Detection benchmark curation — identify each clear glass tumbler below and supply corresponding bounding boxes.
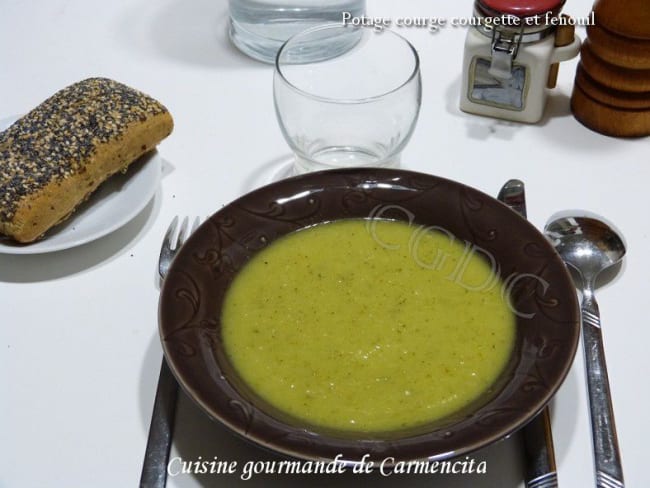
[229,0,366,64]
[274,25,422,174]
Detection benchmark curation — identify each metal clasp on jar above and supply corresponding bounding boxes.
[489,17,524,79]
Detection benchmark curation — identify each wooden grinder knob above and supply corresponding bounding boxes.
[548,15,576,88]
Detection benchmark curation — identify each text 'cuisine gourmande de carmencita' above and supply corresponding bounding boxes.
[167,455,488,479]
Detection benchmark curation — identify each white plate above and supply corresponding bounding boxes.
[0,115,162,254]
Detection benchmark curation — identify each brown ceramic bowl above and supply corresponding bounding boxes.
[159,168,580,463]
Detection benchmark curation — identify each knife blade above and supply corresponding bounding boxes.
[497,179,527,219]
[497,179,559,488]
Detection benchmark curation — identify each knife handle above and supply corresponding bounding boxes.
[523,409,558,488]
[497,179,558,488]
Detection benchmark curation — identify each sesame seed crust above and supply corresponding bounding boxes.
[0,77,173,242]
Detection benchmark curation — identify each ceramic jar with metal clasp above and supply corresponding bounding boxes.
[460,0,581,123]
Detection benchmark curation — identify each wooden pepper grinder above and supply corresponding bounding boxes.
[571,0,650,137]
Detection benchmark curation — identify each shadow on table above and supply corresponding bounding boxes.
[550,363,583,476]
[0,191,161,283]
[240,153,296,194]
[442,73,635,158]
[444,75,523,143]
[114,0,258,69]
[535,90,634,154]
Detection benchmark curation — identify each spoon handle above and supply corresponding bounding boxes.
[581,296,625,488]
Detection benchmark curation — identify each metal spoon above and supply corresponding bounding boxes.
[544,215,625,488]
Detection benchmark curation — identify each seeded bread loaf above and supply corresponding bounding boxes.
[0,77,173,243]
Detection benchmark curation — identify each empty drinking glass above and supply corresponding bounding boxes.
[274,24,422,174]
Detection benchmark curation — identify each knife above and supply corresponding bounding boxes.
[497,179,559,488]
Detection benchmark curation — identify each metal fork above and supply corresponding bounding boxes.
[140,216,200,488]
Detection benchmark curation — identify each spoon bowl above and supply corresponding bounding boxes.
[544,212,626,488]
[545,215,626,286]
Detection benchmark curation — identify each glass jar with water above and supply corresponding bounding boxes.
[229,0,366,63]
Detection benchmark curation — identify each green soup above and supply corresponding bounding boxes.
[221,219,515,433]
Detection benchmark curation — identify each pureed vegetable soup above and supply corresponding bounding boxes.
[221,219,516,433]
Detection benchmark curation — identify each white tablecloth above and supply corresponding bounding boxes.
[1,0,648,486]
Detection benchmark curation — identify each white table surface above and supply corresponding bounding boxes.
[1,0,648,487]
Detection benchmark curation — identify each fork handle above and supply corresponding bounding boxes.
[581,296,625,488]
[139,358,179,488]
